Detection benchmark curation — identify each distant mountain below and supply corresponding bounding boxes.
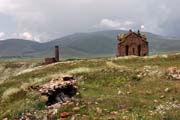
[0,39,42,57]
[0,30,180,58]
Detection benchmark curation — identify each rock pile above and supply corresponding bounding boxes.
[155,101,180,114]
[137,65,162,78]
[166,67,180,80]
[39,75,78,106]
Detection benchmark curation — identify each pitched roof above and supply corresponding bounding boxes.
[117,30,147,43]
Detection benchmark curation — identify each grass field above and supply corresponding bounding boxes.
[0,53,180,120]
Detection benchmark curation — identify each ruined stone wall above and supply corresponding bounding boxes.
[44,58,57,65]
[117,34,148,56]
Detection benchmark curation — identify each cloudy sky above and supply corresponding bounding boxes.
[0,0,179,42]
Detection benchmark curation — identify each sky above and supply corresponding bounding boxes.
[0,0,179,42]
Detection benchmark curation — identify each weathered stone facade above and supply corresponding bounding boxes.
[117,30,149,57]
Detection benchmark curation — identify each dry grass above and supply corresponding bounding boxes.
[0,53,180,119]
[2,88,21,99]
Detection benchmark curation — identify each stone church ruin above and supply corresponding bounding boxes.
[117,30,149,57]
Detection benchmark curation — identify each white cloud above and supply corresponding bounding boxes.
[19,32,33,40]
[124,21,134,26]
[99,19,121,28]
[0,32,5,39]
[97,18,134,30]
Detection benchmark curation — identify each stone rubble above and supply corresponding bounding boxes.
[137,65,162,78]
[38,75,78,107]
[166,67,180,80]
[154,101,180,114]
[39,75,77,95]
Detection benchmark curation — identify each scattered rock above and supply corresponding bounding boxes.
[118,90,124,95]
[52,109,58,115]
[97,98,103,102]
[126,91,132,95]
[87,102,92,105]
[76,92,80,96]
[82,114,87,119]
[60,112,69,118]
[107,118,116,120]
[166,67,180,80]
[160,95,165,99]
[122,116,129,120]
[155,101,180,114]
[136,74,142,79]
[164,88,171,93]
[48,103,62,109]
[70,116,76,120]
[96,107,102,114]
[68,102,74,106]
[94,102,99,105]
[145,91,152,95]
[121,108,129,113]
[154,99,159,103]
[73,107,80,112]
[110,111,118,115]
[103,109,109,113]
[137,65,162,78]
[82,88,86,91]
[26,112,32,117]
[2,118,8,120]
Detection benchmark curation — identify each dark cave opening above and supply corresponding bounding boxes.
[46,85,77,106]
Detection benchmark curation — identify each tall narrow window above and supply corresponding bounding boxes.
[125,45,129,56]
[138,45,141,56]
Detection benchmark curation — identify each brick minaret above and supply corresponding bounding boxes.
[55,46,59,62]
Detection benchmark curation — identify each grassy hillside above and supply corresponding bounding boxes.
[0,53,180,119]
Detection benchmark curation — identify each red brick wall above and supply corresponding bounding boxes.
[117,34,149,56]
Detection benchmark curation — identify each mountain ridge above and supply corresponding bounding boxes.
[0,30,180,58]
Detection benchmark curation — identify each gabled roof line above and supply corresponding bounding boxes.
[118,30,148,43]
